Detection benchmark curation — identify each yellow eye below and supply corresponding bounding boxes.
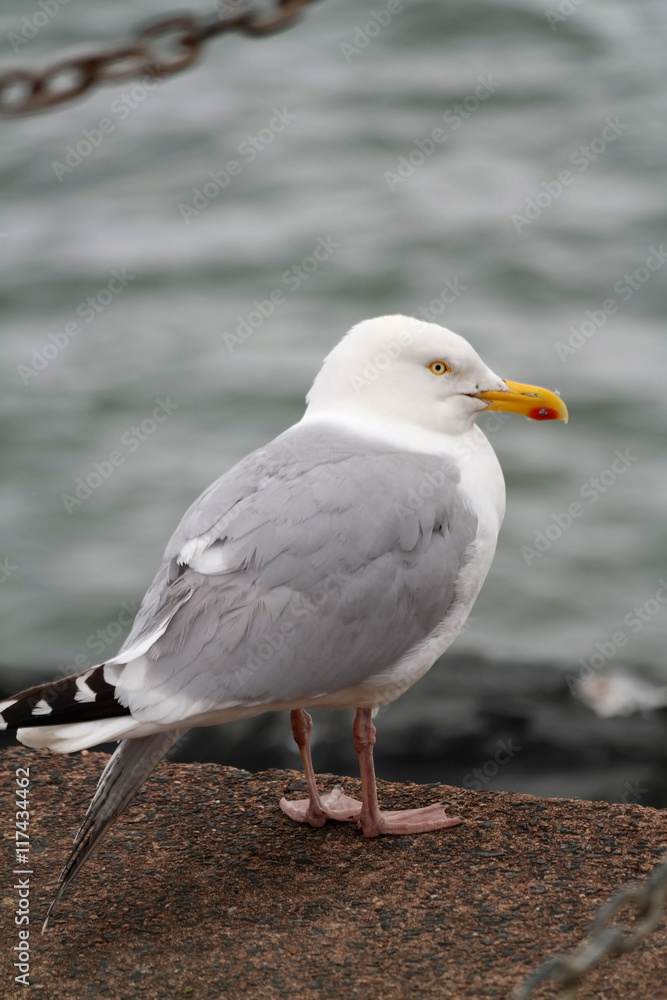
[428,360,451,375]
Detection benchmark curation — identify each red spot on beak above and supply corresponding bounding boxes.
[529,406,560,421]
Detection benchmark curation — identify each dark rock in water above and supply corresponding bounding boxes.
[2,654,666,807]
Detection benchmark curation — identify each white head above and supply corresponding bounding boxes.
[305,315,568,438]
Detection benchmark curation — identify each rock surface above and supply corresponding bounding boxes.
[1,746,666,999]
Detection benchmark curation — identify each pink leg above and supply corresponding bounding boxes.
[279,709,362,827]
[353,708,463,838]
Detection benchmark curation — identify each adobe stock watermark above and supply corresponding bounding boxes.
[226,569,350,697]
[57,599,140,670]
[555,246,667,362]
[7,0,70,54]
[454,410,514,461]
[565,580,667,696]
[546,0,587,31]
[9,600,143,733]
[521,448,639,566]
[51,69,167,181]
[458,614,478,637]
[213,0,246,17]
[621,780,649,805]
[413,275,469,324]
[0,557,17,584]
[100,729,190,829]
[223,236,340,352]
[349,320,427,392]
[462,738,521,790]
[179,108,297,222]
[62,398,179,513]
[339,0,417,62]
[12,766,32,986]
[17,268,136,385]
[384,74,501,191]
[511,116,628,233]
[393,466,455,521]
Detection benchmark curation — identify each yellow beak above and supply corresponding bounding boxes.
[475,380,569,423]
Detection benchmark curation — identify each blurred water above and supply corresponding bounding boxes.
[1,0,666,694]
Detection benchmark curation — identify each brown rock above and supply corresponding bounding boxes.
[1,747,666,999]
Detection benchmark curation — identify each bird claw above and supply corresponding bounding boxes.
[280,787,462,838]
[358,801,463,838]
[279,784,363,827]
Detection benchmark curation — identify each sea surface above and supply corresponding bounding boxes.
[1,0,666,784]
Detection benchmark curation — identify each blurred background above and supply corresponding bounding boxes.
[1,0,666,805]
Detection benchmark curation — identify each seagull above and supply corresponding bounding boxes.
[0,315,568,926]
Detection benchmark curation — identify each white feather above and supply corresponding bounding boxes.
[178,533,217,566]
[0,698,17,729]
[106,618,173,666]
[187,541,232,575]
[31,699,53,716]
[17,717,152,753]
[74,674,96,703]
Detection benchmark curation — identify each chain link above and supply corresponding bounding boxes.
[0,0,320,116]
[516,854,667,999]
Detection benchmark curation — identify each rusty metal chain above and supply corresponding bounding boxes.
[0,0,320,117]
[516,853,667,999]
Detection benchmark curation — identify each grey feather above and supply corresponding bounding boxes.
[113,424,478,725]
[42,728,186,929]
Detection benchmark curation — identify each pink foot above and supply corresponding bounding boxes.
[359,801,463,838]
[279,785,363,828]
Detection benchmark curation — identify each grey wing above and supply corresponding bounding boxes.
[112,424,478,725]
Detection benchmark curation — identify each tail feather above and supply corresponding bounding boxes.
[43,727,187,930]
[0,663,131,731]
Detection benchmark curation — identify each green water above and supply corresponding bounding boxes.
[1,0,666,693]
